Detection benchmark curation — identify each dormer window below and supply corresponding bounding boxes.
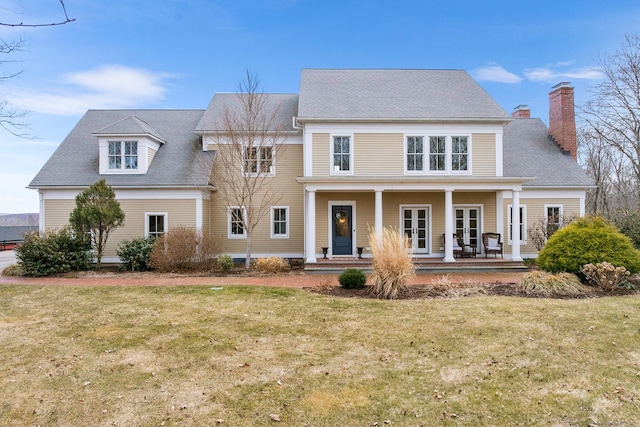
[108,140,138,170]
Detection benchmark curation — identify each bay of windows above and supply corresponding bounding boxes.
[405,135,469,174]
[108,140,138,170]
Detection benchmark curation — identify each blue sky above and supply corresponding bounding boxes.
[1,0,639,213]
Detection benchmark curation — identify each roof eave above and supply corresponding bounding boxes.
[294,116,512,125]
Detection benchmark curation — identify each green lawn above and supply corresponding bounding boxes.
[0,285,638,426]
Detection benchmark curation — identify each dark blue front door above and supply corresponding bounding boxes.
[332,205,352,256]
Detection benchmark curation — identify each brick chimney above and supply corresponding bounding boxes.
[512,104,531,118]
[548,82,577,160]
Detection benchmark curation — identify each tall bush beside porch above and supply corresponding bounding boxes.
[368,227,415,299]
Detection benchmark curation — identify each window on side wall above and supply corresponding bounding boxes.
[429,136,446,172]
[508,205,526,244]
[243,146,274,175]
[332,136,351,173]
[451,136,468,171]
[108,140,138,170]
[146,213,167,239]
[271,206,289,239]
[545,205,563,237]
[229,206,246,239]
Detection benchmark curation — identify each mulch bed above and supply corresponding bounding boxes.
[306,282,638,300]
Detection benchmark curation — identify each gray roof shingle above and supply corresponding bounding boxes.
[196,93,299,132]
[297,69,510,120]
[29,109,213,188]
[93,115,166,143]
[503,118,592,187]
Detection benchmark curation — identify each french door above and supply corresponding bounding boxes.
[402,206,429,254]
[455,207,480,250]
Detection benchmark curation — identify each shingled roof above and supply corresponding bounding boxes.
[196,93,299,132]
[297,69,510,120]
[29,109,212,188]
[503,118,592,187]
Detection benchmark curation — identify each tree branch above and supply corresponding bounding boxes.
[0,1,76,27]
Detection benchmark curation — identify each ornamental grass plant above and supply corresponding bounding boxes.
[368,227,415,299]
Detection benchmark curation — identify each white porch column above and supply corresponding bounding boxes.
[511,189,523,261]
[375,190,383,240]
[443,189,455,262]
[305,190,317,263]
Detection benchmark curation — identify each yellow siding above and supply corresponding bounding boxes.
[148,147,157,165]
[44,200,76,229]
[354,133,403,176]
[312,133,330,177]
[209,144,304,256]
[503,197,582,254]
[472,133,496,176]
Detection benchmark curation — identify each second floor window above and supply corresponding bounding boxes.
[429,136,446,171]
[332,136,351,173]
[406,136,424,172]
[108,140,138,170]
[451,136,468,171]
[244,146,273,175]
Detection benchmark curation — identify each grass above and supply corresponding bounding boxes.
[0,285,638,426]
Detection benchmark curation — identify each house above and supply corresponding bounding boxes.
[29,69,592,264]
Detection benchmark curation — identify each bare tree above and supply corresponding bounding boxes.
[0,1,75,27]
[580,35,640,199]
[209,71,288,269]
[0,37,28,136]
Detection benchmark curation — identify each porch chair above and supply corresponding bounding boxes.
[482,232,503,258]
[443,233,466,258]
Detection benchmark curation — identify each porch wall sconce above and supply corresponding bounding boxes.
[322,247,329,259]
[357,247,364,259]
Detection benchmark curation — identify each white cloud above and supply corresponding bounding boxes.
[6,65,175,116]
[524,65,604,83]
[471,65,522,84]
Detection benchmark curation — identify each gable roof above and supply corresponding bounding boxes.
[93,115,166,144]
[29,109,213,189]
[297,69,510,121]
[503,118,592,187]
[195,93,299,132]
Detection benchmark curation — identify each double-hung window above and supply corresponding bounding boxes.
[244,146,273,175]
[406,136,424,172]
[545,205,563,237]
[508,205,526,244]
[271,206,289,239]
[229,206,246,238]
[451,136,468,171]
[332,136,351,173]
[108,140,138,170]
[146,213,167,239]
[429,136,446,172]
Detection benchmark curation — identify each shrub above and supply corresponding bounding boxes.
[116,236,155,271]
[217,254,234,273]
[15,227,92,277]
[582,262,631,291]
[149,226,221,272]
[2,264,23,277]
[255,256,289,273]
[369,227,416,299]
[537,216,640,274]
[338,268,367,289]
[519,271,585,297]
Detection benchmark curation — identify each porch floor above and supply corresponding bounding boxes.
[305,256,527,274]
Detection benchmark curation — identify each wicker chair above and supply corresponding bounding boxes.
[443,233,466,258]
[482,232,503,258]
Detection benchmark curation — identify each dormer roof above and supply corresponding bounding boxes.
[93,115,167,144]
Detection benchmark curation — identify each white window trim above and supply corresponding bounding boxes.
[270,206,289,239]
[507,204,527,244]
[145,212,168,238]
[406,134,472,175]
[330,134,354,175]
[242,145,276,177]
[98,137,161,175]
[228,206,247,239]
[544,204,564,227]
[404,135,425,174]
[108,140,139,171]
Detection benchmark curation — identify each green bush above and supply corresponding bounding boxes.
[537,216,640,274]
[15,227,92,277]
[218,254,234,273]
[117,236,155,271]
[338,268,367,289]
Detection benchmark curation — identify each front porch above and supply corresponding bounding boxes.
[304,255,528,274]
